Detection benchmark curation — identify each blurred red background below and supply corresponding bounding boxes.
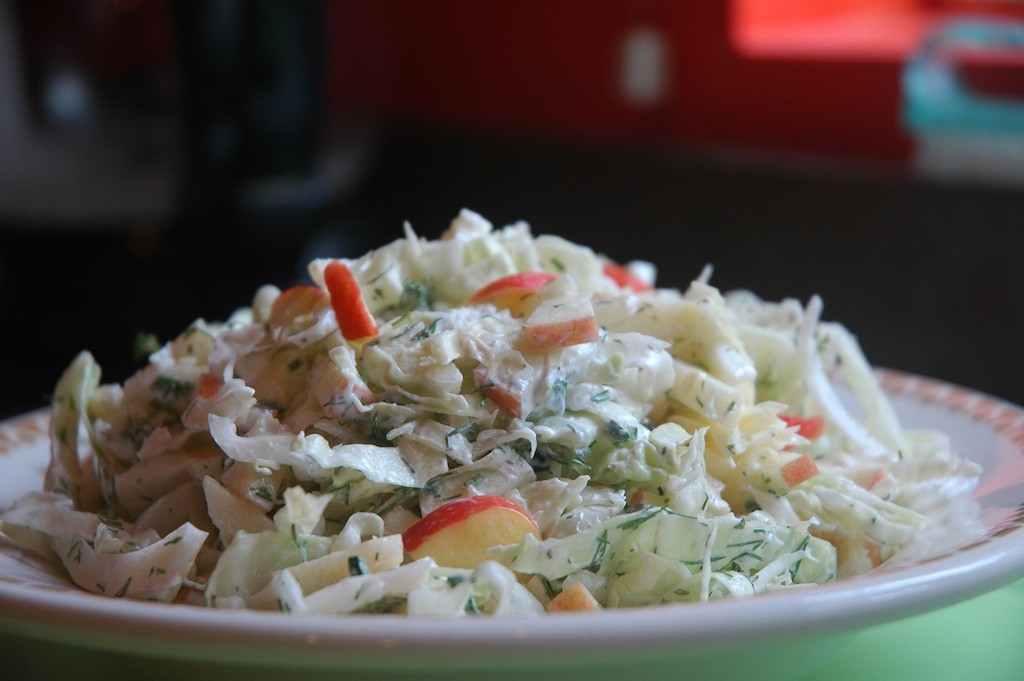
[327,0,1024,162]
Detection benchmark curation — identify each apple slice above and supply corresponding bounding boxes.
[323,261,379,341]
[521,295,600,350]
[404,495,541,569]
[602,261,653,292]
[546,581,602,612]
[466,272,556,317]
[864,540,885,568]
[780,454,820,488]
[473,367,523,418]
[779,413,825,440]
[268,284,327,327]
[196,372,223,399]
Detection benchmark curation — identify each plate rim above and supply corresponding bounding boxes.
[1,369,1023,667]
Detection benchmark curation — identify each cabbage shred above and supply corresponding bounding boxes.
[0,210,981,615]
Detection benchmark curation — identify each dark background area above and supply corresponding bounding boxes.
[2,0,1023,421]
[2,122,1023,421]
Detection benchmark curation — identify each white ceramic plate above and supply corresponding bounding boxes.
[1,369,1023,681]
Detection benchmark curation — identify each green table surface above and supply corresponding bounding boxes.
[803,578,1024,681]
[3,579,1022,680]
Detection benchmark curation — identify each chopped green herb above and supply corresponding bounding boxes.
[291,524,308,562]
[617,508,661,530]
[605,420,637,445]
[789,535,811,580]
[66,539,82,564]
[152,375,195,399]
[115,577,132,598]
[389,323,416,341]
[98,514,124,529]
[539,443,591,473]
[256,399,287,412]
[348,555,369,576]
[361,596,407,614]
[411,318,442,341]
[399,279,432,312]
[586,529,611,569]
[367,267,391,285]
[540,577,561,600]
[372,487,418,516]
[445,422,473,449]
[133,332,160,362]
[253,486,275,503]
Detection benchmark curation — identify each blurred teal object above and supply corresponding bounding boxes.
[902,19,1024,183]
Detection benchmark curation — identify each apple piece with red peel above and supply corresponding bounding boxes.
[780,454,820,488]
[480,383,523,418]
[473,367,523,417]
[865,468,887,490]
[404,495,541,569]
[779,413,825,440]
[196,373,223,399]
[323,261,379,341]
[864,540,885,567]
[521,295,600,350]
[466,272,556,316]
[268,284,327,327]
[602,261,653,292]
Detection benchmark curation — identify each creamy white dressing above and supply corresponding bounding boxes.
[0,210,982,615]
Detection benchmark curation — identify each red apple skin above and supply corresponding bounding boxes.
[779,414,825,440]
[481,384,523,418]
[522,316,600,349]
[197,373,223,399]
[268,285,327,327]
[473,367,523,417]
[403,496,541,568]
[466,272,556,317]
[602,262,652,292]
[467,272,556,303]
[780,454,820,488]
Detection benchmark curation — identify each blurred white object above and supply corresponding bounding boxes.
[620,26,669,107]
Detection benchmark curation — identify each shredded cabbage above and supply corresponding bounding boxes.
[0,210,982,616]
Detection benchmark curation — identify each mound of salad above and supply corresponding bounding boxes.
[1,210,981,616]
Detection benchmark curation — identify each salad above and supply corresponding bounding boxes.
[0,210,981,616]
